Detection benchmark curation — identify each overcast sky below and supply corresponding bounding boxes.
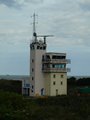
[0,0,90,76]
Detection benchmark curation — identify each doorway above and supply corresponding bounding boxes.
[41,88,44,96]
[56,89,58,96]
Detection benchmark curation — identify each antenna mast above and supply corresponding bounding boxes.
[37,35,54,44]
[32,13,37,41]
[33,13,36,35]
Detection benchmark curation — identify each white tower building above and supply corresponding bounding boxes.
[30,13,47,96]
[22,13,70,96]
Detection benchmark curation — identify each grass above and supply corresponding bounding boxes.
[0,90,90,120]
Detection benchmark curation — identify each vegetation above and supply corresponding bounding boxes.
[0,79,22,94]
[0,77,90,119]
[0,90,90,120]
[67,77,90,95]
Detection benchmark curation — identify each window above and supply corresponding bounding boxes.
[53,74,56,78]
[30,45,34,50]
[43,46,46,50]
[61,74,64,78]
[56,89,58,96]
[61,81,63,85]
[32,85,34,89]
[52,55,65,59]
[52,64,55,68]
[31,90,33,92]
[32,68,34,72]
[32,77,34,80]
[37,46,40,49]
[53,81,56,85]
[32,59,34,63]
[40,47,42,49]
[31,45,34,50]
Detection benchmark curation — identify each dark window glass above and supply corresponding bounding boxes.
[52,64,55,68]
[61,81,63,85]
[61,74,64,78]
[53,81,56,85]
[53,74,56,78]
[37,46,40,49]
[52,55,65,59]
[40,47,42,49]
[43,46,46,50]
[32,77,34,80]
[32,59,34,63]
[32,68,34,72]
[32,85,34,89]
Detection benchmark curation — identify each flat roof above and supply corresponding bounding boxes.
[45,52,66,56]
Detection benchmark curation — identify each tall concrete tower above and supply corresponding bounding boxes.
[30,13,46,96]
[26,13,71,97]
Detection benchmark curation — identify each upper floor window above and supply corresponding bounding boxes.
[61,81,63,85]
[32,85,34,89]
[31,45,34,50]
[37,46,40,49]
[53,81,56,85]
[32,59,34,63]
[53,74,56,78]
[32,68,34,72]
[32,77,34,80]
[61,74,64,78]
[52,55,65,59]
[43,46,46,50]
[52,64,55,68]
[40,47,42,50]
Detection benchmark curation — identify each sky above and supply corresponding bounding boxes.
[0,0,90,76]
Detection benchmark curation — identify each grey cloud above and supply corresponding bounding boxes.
[77,0,90,11]
[0,0,21,8]
[26,0,44,4]
[0,0,43,8]
[79,3,90,11]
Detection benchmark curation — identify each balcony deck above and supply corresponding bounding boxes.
[42,68,70,73]
[42,59,71,64]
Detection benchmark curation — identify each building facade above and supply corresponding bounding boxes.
[22,14,70,96]
[30,38,47,96]
[29,35,70,96]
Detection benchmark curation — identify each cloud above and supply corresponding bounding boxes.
[0,0,21,8]
[37,0,90,47]
[0,0,43,8]
[77,0,90,11]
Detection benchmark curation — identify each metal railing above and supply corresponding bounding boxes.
[42,59,71,64]
[42,68,71,73]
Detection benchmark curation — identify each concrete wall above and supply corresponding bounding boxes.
[30,43,46,96]
[45,73,67,96]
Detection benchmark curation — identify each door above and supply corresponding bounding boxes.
[41,88,44,96]
[56,89,58,96]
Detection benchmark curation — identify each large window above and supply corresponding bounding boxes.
[52,64,65,69]
[52,55,65,59]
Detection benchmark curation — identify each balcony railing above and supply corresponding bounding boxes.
[42,59,71,64]
[42,68,71,73]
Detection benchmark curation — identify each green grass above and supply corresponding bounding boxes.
[0,90,90,120]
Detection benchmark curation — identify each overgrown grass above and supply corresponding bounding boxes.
[0,90,90,120]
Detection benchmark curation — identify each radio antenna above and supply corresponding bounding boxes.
[37,35,54,44]
[32,13,38,42]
